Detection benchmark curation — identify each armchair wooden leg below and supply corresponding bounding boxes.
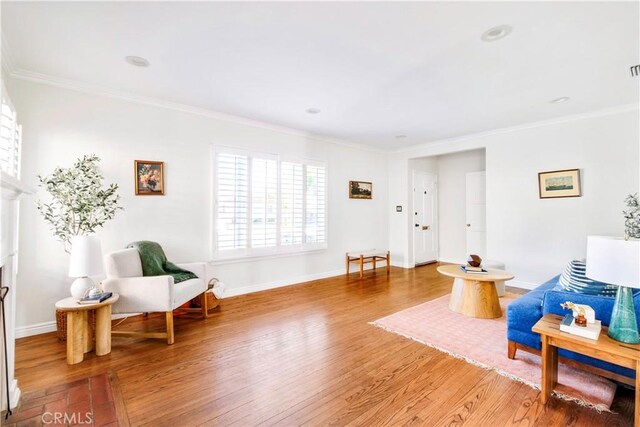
[201,291,209,318]
[166,312,175,345]
[508,340,517,359]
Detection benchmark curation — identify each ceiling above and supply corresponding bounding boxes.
[2,1,639,150]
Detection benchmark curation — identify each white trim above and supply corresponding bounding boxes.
[507,279,538,290]
[394,103,639,154]
[223,268,344,298]
[7,379,20,410]
[7,68,384,154]
[390,261,411,269]
[437,257,468,265]
[1,32,16,77]
[15,313,135,338]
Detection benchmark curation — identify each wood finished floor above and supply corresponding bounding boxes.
[15,264,634,426]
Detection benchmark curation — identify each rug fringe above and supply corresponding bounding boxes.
[369,321,610,413]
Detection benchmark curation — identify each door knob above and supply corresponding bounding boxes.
[422,225,430,230]
[415,224,420,227]
[466,224,471,227]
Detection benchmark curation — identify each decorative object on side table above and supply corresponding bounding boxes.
[538,169,581,199]
[349,181,372,199]
[135,160,165,195]
[559,301,601,340]
[586,235,640,344]
[68,235,104,298]
[467,254,482,267]
[623,193,640,239]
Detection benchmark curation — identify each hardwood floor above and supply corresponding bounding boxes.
[14,264,634,426]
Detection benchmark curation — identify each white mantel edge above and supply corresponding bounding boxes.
[1,172,35,199]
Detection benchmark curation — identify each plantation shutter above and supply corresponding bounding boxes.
[215,153,249,250]
[0,95,21,178]
[305,165,326,244]
[280,162,304,245]
[251,157,278,248]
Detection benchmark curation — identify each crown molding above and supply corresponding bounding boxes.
[8,68,385,154]
[1,32,16,77]
[393,102,640,154]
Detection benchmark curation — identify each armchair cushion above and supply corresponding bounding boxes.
[104,248,143,278]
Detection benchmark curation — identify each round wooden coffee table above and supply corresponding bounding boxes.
[55,294,119,364]
[437,265,514,319]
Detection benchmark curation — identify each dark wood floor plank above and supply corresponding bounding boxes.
[14,264,633,426]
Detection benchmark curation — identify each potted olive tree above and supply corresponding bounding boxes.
[37,155,123,297]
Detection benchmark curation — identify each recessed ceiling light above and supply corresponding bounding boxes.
[550,96,570,104]
[481,25,513,42]
[395,135,407,139]
[306,108,321,114]
[125,56,150,67]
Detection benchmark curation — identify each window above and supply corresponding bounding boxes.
[213,149,327,259]
[0,87,21,178]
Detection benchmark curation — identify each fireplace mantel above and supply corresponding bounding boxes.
[1,171,33,413]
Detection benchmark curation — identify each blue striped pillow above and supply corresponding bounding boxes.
[555,260,617,296]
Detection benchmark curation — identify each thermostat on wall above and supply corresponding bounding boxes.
[396,206,402,212]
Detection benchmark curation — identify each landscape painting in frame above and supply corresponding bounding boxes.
[349,180,372,199]
[538,169,581,199]
[135,160,165,195]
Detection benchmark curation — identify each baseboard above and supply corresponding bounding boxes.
[223,269,345,298]
[390,261,411,269]
[15,313,137,339]
[437,257,467,265]
[507,280,538,290]
[1,379,20,411]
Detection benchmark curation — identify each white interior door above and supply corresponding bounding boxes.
[466,171,486,258]
[413,172,438,265]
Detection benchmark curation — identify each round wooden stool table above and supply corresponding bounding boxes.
[55,294,119,364]
[437,265,514,319]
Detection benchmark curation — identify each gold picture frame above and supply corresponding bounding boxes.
[349,180,372,199]
[538,169,581,199]
[135,160,165,195]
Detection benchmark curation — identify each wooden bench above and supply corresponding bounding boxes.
[346,250,390,278]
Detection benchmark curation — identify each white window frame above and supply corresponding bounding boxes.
[211,146,328,262]
[0,80,22,179]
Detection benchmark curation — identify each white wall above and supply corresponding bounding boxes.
[7,78,389,333]
[436,149,485,263]
[389,106,639,288]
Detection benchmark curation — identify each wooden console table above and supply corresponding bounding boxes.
[55,294,119,365]
[346,250,390,278]
[533,314,640,426]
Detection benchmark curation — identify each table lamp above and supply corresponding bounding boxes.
[586,236,640,344]
[69,235,104,298]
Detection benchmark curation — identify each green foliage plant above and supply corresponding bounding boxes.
[37,155,123,253]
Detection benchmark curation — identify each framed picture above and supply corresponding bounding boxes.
[349,180,372,199]
[538,169,581,199]
[135,160,165,195]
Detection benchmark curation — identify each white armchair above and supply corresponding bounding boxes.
[102,248,208,344]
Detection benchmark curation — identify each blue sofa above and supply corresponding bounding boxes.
[506,275,640,383]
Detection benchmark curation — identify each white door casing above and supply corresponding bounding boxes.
[465,171,487,259]
[413,172,438,265]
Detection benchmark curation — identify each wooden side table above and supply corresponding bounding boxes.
[55,294,119,365]
[437,264,514,319]
[533,314,640,426]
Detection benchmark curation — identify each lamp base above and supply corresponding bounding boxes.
[608,286,640,344]
[70,277,95,299]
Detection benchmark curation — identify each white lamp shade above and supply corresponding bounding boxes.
[68,235,104,277]
[586,236,640,288]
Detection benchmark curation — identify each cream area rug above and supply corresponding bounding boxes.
[370,293,616,412]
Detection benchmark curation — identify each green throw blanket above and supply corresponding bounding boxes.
[127,241,197,284]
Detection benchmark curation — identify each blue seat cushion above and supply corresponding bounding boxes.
[506,276,560,350]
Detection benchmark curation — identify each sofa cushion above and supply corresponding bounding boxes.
[555,259,617,296]
[506,276,560,350]
[104,248,143,278]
